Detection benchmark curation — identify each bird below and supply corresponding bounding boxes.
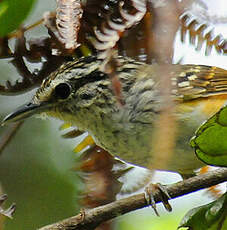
[3,55,227,178]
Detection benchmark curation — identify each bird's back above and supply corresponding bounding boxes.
[89,62,227,176]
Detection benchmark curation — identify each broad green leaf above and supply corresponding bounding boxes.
[179,193,227,230]
[190,106,227,166]
[0,0,37,36]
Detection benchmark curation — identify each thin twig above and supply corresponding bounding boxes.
[8,19,44,39]
[150,0,180,170]
[38,168,227,230]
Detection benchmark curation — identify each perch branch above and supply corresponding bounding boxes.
[38,167,227,230]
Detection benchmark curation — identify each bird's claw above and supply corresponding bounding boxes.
[0,194,16,219]
[144,183,172,216]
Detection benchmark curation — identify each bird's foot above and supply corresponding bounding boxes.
[0,194,16,219]
[144,183,172,216]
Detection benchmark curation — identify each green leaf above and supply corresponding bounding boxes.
[179,193,227,230]
[0,0,37,36]
[190,106,227,166]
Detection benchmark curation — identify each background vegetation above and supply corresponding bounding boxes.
[0,0,226,229]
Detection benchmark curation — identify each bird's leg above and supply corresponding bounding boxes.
[144,183,172,216]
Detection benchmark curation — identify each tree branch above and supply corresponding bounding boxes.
[38,167,227,230]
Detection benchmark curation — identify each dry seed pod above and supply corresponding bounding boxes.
[92,0,147,59]
[56,0,83,50]
[180,11,227,55]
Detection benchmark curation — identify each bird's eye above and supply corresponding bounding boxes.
[54,83,71,99]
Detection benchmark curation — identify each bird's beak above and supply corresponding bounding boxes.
[1,102,51,126]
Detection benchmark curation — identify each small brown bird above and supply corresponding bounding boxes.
[3,55,227,178]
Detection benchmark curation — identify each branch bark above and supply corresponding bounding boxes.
[38,167,227,230]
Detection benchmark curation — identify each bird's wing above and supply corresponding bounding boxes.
[172,64,227,101]
[171,64,227,118]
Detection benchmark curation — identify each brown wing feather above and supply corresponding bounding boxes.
[171,65,227,101]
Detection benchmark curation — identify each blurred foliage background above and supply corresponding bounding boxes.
[0,1,81,229]
[0,0,225,229]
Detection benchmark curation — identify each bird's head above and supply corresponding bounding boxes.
[1,56,112,126]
